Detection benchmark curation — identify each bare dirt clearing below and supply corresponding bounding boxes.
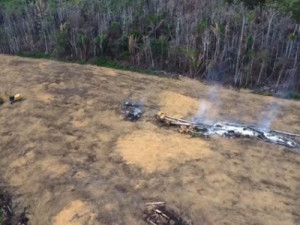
[0,55,299,225]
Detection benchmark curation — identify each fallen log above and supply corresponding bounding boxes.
[155,112,300,149]
[272,130,300,138]
[145,202,166,206]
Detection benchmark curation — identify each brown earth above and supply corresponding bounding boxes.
[0,54,299,225]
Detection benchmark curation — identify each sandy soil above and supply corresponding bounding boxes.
[0,54,299,225]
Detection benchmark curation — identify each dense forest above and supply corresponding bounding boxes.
[0,0,300,94]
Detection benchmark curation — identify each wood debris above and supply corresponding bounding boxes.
[122,101,142,121]
[144,203,192,225]
[0,192,29,225]
[155,112,300,149]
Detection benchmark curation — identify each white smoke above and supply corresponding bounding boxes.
[194,85,220,124]
[194,100,210,124]
[257,102,281,130]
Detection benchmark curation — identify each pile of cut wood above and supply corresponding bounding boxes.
[155,112,300,149]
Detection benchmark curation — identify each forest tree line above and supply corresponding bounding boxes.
[0,0,300,93]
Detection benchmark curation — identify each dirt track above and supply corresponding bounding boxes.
[0,54,299,225]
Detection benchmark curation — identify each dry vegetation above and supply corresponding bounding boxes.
[0,54,300,225]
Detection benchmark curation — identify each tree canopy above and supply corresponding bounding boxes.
[0,0,299,92]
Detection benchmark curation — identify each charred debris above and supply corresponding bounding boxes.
[122,101,143,121]
[121,100,300,149]
[144,202,192,225]
[0,192,28,225]
[155,112,300,149]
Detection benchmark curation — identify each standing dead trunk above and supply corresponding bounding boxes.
[265,10,276,45]
[257,60,265,85]
[275,63,286,89]
[234,9,245,86]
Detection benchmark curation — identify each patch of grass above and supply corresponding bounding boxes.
[0,210,2,225]
[18,51,51,59]
[0,0,24,10]
[284,91,300,100]
[93,57,161,76]
[94,57,129,70]
[253,90,273,97]
[76,59,86,65]
[16,52,166,78]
